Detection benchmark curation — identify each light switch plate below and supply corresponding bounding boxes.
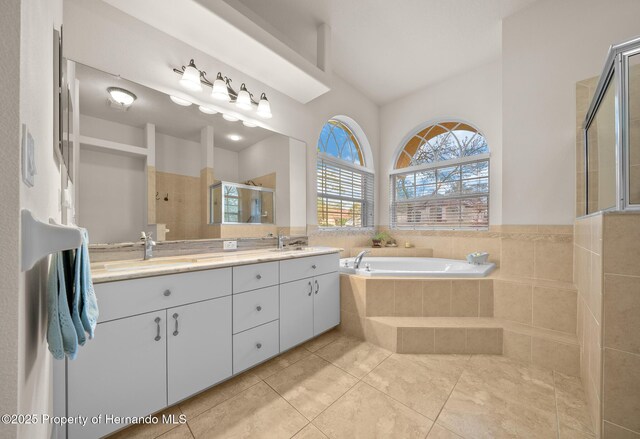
[21,124,36,187]
[223,240,238,251]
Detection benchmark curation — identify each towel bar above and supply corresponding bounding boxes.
[21,209,83,271]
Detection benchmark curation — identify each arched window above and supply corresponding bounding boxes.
[317,119,374,228]
[390,121,489,229]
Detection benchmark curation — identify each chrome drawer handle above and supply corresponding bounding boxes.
[312,264,317,269]
[256,343,262,349]
[308,281,312,296]
[163,289,171,297]
[256,274,262,280]
[172,313,179,336]
[315,280,319,295]
[256,305,262,312]
[154,317,161,341]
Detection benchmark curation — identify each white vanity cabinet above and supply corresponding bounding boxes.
[67,310,167,439]
[279,255,340,351]
[167,296,232,405]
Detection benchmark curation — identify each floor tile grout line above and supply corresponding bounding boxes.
[185,379,264,425]
[429,354,474,435]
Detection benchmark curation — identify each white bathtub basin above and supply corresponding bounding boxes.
[339,257,495,278]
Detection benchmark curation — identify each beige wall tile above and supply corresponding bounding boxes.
[466,328,502,354]
[603,421,640,438]
[503,330,532,363]
[365,280,394,317]
[603,348,640,433]
[479,280,494,317]
[451,280,480,317]
[340,275,366,317]
[434,328,466,354]
[494,280,533,325]
[501,238,534,278]
[532,286,577,334]
[394,280,423,317]
[535,241,574,282]
[399,328,435,354]
[451,237,501,265]
[603,214,640,276]
[532,337,580,376]
[604,274,640,354]
[423,280,452,317]
[338,310,365,339]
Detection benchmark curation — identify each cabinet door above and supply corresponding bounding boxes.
[167,296,232,405]
[68,311,167,439]
[280,278,314,351]
[313,272,340,335]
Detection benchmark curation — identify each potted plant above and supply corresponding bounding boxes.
[372,232,391,248]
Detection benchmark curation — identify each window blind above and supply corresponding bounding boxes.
[390,159,489,229]
[317,156,374,228]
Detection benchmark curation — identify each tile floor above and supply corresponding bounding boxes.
[111,330,595,439]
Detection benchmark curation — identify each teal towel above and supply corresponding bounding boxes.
[47,252,79,360]
[77,229,99,338]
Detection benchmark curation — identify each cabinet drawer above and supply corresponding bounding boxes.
[233,286,279,334]
[280,253,339,283]
[233,320,279,374]
[95,268,232,322]
[233,261,279,294]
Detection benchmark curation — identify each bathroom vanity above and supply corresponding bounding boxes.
[65,248,340,439]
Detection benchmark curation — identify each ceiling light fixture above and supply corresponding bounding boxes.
[169,95,192,106]
[198,106,218,115]
[242,120,257,128]
[228,134,241,141]
[178,59,203,92]
[107,87,137,108]
[222,113,239,122]
[172,59,273,118]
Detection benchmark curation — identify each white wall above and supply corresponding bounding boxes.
[155,132,200,177]
[79,148,147,243]
[64,0,380,227]
[80,113,144,146]
[502,0,640,224]
[379,60,502,225]
[213,147,239,182]
[17,0,64,437]
[0,1,21,437]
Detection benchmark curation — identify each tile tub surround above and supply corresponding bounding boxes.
[110,332,595,439]
[90,246,337,283]
[339,273,581,376]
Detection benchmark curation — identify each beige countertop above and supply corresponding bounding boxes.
[91,247,341,284]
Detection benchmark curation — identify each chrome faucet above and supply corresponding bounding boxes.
[354,250,370,269]
[277,233,288,250]
[140,231,156,260]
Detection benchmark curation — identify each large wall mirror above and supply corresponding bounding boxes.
[73,62,307,244]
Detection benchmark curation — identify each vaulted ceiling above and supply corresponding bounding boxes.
[231,0,539,104]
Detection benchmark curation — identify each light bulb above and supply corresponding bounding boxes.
[198,106,218,115]
[257,93,272,119]
[236,83,252,110]
[242,120,257,128]
[169,95,192,106]
[179,60,202,92]
[212,73,230,101]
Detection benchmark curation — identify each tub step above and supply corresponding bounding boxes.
[359,316,580,376]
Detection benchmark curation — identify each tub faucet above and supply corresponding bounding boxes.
[354,250,370,269]
[140,231,156,260]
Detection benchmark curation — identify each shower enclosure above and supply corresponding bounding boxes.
[584,36,640,214]
[210,181,275,225]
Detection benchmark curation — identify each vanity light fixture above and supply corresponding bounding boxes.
[178,59,203,92]
[222,113,239,122]
[228,134,241,141]
[242,120,257,128]
[198,105,218,115]
[107,87,136,107]
[256,93,272,119]
[172,59,273,118]
[169,95,192,106]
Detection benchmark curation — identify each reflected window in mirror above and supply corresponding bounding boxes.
[317,119,374,228]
